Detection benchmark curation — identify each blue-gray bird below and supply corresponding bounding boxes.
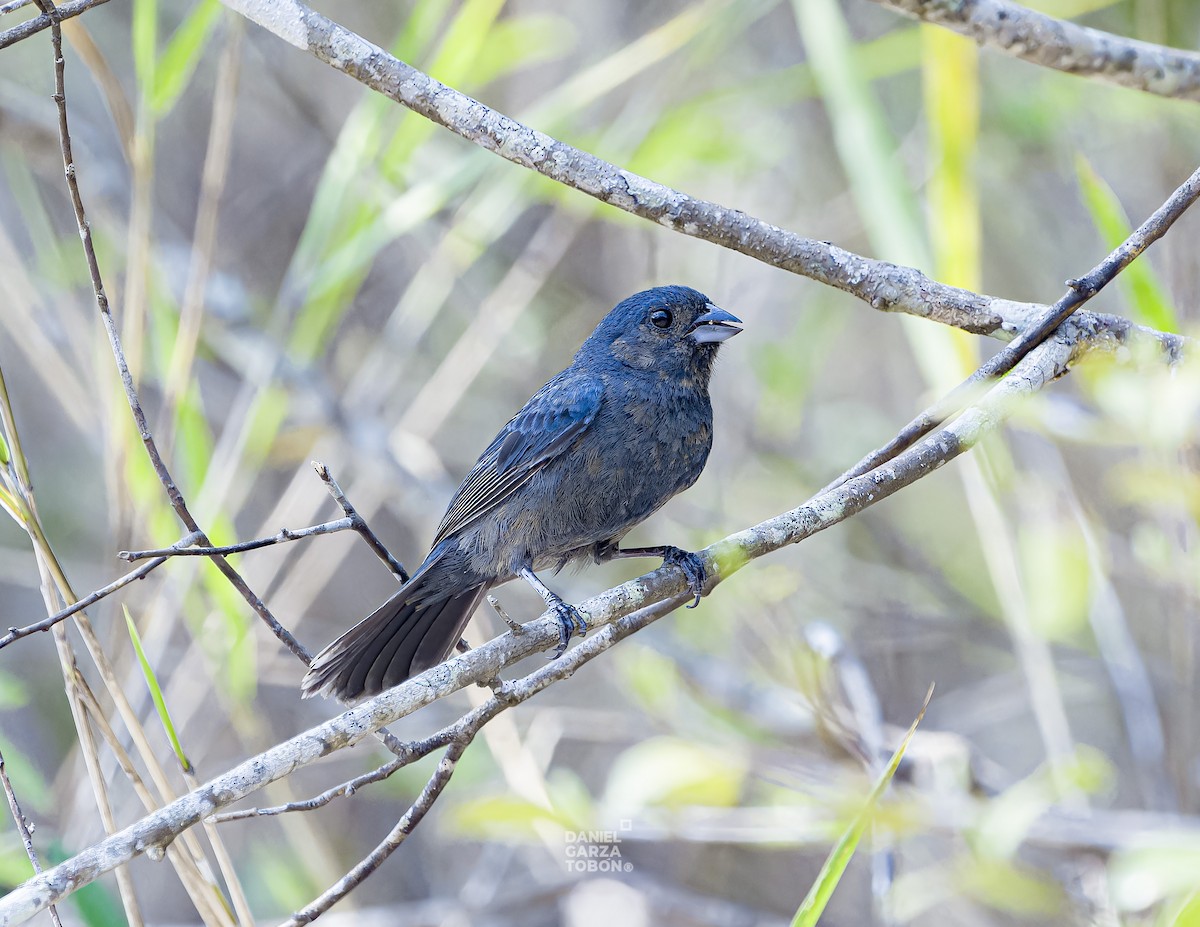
[301,286,741,700]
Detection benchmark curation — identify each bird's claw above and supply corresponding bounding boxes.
[549,599,588,660]
[662,547,706,608]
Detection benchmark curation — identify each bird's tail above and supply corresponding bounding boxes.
[301,568,486,701]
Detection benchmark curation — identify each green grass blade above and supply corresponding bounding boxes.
[151,0,222,115]
[923,26,979,291]
[793,0,967,390]
[792,0,926,269]
[124,606,193,773]
[132,0,158,91]
[790,685,933,927]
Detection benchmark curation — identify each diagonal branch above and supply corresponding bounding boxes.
[824,161,1200,491]
[865,0,1200,103]
[0,332,1090,923]
[42,0,307,662]
[0,0,110,50]
[0,531,201,650]
[0,748,63,927]
[217,0,1187,362]
[280,739,472,925]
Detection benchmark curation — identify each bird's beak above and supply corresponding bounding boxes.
[688,304,743,344]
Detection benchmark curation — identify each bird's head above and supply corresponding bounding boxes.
[580,286,742,383]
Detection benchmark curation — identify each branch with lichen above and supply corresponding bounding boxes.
[865,0,1200,102]
[2,0,1196,921]
[214,0,1188,364]
[1,331,1090,924]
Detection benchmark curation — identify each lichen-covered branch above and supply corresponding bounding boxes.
[216,0,1186,360]
[866,0,1200,102]
[0,333,1084,924]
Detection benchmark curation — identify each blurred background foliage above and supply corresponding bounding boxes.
[1,0,1199,923]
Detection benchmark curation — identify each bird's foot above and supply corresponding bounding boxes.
[548,596,588,660]
[661,547,707,608]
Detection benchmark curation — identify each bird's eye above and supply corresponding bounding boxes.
[650,308,672,329]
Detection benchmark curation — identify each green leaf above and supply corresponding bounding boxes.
[132,0,158,91]
[0,673,28,709]
[0,736,48,810]
[923,26,980,291]
[958,857,1064,917]
[151,0,223,114]
[1075,154,1179,331]
[470,14,575,87]
[792,0,926,269]
[1018,519,1091,641]
[1110,845,1200,913]
[448,795,564,838]
[790,686,933,927]
[199,569,257,705]
[0,484,25,527]
[0,843,39,885]
[792,0,968,391]
[603,737,746,812]
[125,606,192,772]
[972,747,1112,860]
[1167,891,1200,927]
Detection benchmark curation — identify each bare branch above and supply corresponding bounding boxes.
[0,531,201,650]
[313,461,409,581]
[119,519,355,561]
[0,748,62,927]
[216,0,1188,361]
[866,0,1200,102]
[0,0,110,51]
[37,0,309,663]
[281,739,471,925]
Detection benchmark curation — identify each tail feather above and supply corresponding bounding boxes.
[301,581,485,701]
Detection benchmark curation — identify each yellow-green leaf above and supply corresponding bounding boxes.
[125,606,192,772]
[791,686,933,927]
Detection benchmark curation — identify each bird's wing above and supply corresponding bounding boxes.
[431,374,604,546]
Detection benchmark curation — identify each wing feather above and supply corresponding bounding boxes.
[431,374,603,545]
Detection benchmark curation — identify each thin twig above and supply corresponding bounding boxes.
[119,518,355,561]
[314,461,409,581]
[0,531,201,650]
[211,756,408,822]
[487,594,522,632]
[822,161,1200,493]
[39,3,309,663]
[35,26,414,777]
[212,724,458,823]
[0,0,109,50]
[0,748,63,927]
[281,739,472,925]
